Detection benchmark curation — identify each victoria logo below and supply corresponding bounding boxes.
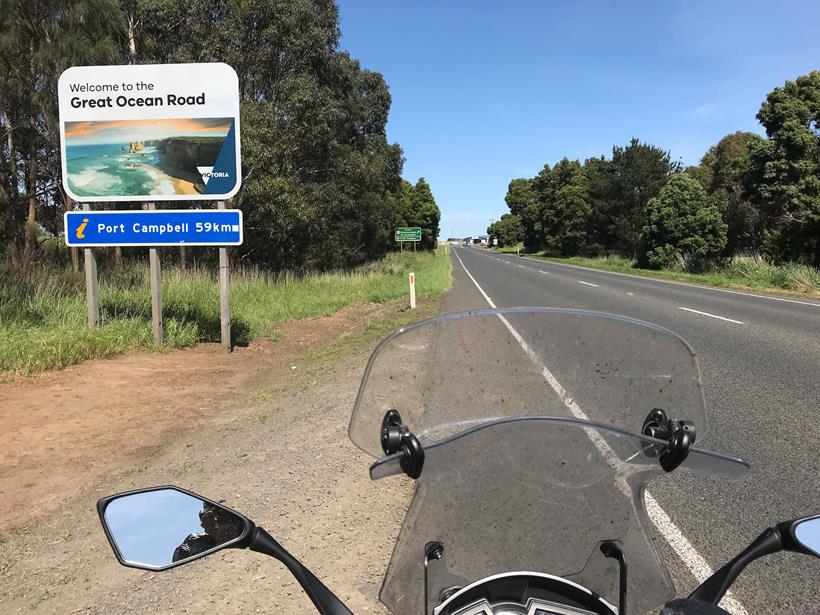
[197,166,230,186]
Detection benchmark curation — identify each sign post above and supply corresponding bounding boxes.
[217,201,231,352]
[59,62,242,349]
[145,202,163,345]
[81,203,100,327]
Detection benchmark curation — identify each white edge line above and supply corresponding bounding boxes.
[452,247,749,615]
[646,493,749,614]
[578,280,599,287]
[511,254,820,309]
[679,307,744,325]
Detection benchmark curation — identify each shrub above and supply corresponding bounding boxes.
[640,174,727,270]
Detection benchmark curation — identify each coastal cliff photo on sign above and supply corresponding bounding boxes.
[58,63,241,201]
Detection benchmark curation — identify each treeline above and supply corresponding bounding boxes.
[0,0,440,274]
[490,70,820,270]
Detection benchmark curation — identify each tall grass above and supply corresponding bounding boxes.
[0,250,451,373]
[530,253,820,295]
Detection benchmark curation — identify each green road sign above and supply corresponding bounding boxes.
[395,227,421,241]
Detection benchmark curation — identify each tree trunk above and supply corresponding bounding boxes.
[127,13,138,64]
[0,181,8,243]
[25,142,37,253]
[1,104,19,244]
[24,41,37,253]
[0,106,17,198]
[813,234,820,269]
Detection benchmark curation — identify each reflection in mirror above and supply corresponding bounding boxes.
[103,488,247,569]
[794,517,820,557]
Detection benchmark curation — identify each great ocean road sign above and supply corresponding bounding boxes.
[395,227,422,242]
[58,63,241,202]
[64,209,243,247]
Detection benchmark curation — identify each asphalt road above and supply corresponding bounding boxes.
[445,246,820,614]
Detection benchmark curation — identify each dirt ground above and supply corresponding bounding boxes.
[0,298,434,614]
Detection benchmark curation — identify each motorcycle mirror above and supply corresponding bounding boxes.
[786,514,820,558]
[97,486,253,571]
[690,513,820,605]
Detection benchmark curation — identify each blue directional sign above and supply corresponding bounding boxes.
[64,209,243,247]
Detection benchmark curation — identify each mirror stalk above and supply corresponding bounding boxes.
[689,526,783,604]
[249,526,353,615]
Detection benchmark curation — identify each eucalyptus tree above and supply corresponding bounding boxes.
[752,71,820,265]
[0,0,121,261]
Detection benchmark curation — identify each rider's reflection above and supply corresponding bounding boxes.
[172,504,243,562]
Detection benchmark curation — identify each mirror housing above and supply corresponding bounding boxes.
[98,484,352,615]
[97,485,254,571]
[779,514,820,558]
[690,514,820,605]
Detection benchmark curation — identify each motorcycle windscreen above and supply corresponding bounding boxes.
[370,418,748,615]
[349,308,710,459]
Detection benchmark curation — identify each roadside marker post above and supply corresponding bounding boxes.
[409,272,416,309]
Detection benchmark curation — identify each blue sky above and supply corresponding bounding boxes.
[338,0,820,238]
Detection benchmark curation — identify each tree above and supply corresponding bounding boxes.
[487,213,523,247]
[0,0,424,273]
[752,71,820,265]
[609,138,681,257]
[693,131,764,256]
[640,174,727,270]
[397,177,441,249]
[0,0,121,263]
[110,0,409,271]
[551,172,592,256]
[504,177,540,252]
[536,158,589,255]
[579,156,615,256]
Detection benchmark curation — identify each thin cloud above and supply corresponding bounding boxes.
[688,102,722,122]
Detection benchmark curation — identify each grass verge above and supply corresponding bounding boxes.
[0,249,451,374]
[516,253,820,298]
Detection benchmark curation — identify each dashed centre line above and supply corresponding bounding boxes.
[678,307,744,324]
[577,280,599,287]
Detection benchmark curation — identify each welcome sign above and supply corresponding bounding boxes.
[58,63,241,202]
